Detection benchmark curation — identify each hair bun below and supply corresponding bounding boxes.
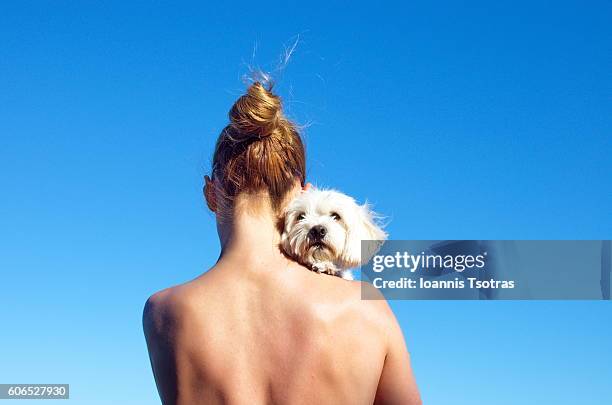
[212,77,306,212]
[228,82,283,140]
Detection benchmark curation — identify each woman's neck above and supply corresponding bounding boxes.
[217,203,284,265]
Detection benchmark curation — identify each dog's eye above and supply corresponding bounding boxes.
[297,213,306,221]
[330,212,341,221]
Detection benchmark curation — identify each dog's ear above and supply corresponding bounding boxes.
[339,203,387,269]
[280,207,297,255]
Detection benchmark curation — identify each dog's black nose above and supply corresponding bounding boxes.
[309,225,327,240]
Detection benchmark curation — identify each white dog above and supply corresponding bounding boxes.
[281,189,387,280]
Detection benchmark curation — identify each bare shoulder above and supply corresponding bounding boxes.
[349,280,397,330]
[143,287,175,339]
[142,283,203,340]
[309,276,397,335]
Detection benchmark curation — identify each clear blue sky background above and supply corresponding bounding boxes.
[1,1,610,404]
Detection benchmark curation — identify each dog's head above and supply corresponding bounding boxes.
[281,189,387,270]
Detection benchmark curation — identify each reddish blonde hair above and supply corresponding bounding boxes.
[211,82,306,212]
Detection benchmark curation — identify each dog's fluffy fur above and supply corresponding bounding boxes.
[281,189,387,280]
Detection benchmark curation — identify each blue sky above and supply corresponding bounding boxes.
[1,1,610,404]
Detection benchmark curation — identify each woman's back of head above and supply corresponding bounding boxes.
[209,81,306,217]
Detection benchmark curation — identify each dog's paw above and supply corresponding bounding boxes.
[311,262,325,273]
[311,261,340,277]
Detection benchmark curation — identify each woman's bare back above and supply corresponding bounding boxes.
[144,259,420,405]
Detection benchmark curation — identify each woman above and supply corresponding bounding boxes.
[143,81,421,405]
